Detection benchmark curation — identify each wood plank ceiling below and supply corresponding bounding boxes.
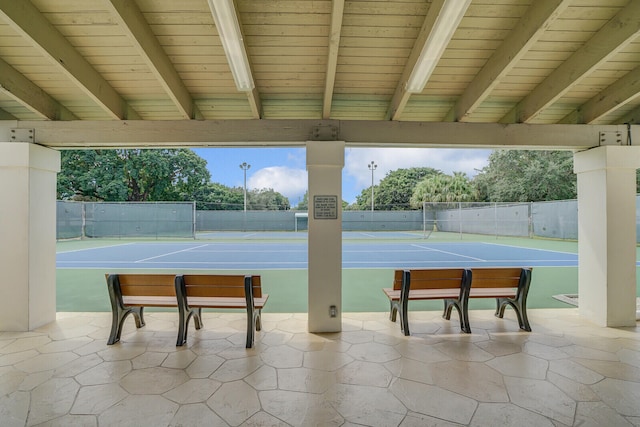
[1,0,640,147]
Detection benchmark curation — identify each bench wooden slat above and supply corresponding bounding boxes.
[106,273,268,348]
[186,296,269,309]
[176,274,267,348]
[385,268,471,336]
[121,296,177,306]
[383,288,462,301]
[469,288,517,298]
[384,267,533,336]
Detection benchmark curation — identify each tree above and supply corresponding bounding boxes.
[193,183,244,210]
[57,149,211,202]
[473,150,576,202]
[248,188,290,210]
[410,172,477,207]
[352,167,441,210]
[57,150,128,201]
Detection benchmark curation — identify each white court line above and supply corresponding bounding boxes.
[134,244,210,263]
[56,242,136,254]
[481,242,577,256]
[411,244,487,262]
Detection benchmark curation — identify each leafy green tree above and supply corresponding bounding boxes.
[193,183,244,210]
[57,149,211,202]
[248,188,290,210]
[57,150,128,201]
[410,172,477,206]
[353,167,441,210]
[473,150,575,202]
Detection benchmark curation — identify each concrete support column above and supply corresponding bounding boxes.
[574,146,640,327]
[0,143,60,331]
[306,140,344,332]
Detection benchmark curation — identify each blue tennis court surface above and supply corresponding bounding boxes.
[57,241,578,270]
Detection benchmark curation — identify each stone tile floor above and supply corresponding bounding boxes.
[1,308,639,426]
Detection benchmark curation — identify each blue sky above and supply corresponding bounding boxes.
[192,147,492,207]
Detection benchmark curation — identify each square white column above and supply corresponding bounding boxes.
[574,146,640,327]
[0,143,60,330]
[306,141,344,332]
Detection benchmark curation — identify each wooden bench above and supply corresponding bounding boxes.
[106,273,268,348]
[383,267,533,335]
[106,273,178,345]
[174,274,268,348]
[467,267,532,332]
[383,268,472,336]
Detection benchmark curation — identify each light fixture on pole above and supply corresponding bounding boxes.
[207,0,254,91]
[368,161,377,212]
[405,0,471,93]
[239,162,250,212]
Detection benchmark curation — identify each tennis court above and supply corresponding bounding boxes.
[57,237,578,270]
[55,233,595,314]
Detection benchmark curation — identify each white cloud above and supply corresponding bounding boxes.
[344,147,491,189]
[248,166,307,204]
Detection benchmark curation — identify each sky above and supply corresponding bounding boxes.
[192,147,493,207]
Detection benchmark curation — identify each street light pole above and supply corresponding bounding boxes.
[239,162,251,212]
[368,161,377,212]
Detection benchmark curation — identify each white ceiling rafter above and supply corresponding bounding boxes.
[322,0,344,119]
[446,0,570,123]
[386,0,470,121]
[560,65,640,124]
[106,0,199,120]
[0,56,76,120]
[208,0,261,119]
[0,0,139,120]
[500,0,640,124]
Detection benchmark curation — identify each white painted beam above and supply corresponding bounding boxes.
[446,0,569,122]
[0,108,15,120]
[500,1,640,124]
[615,104,640,126]
[322,0,344,119]
[4,119,637,151]
[386,0,446,121]
[0,57,76,120]
[0,0,139,120]
[107,0,197,120]
[560,66,640,124]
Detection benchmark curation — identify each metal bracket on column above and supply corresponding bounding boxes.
[10,128,35,143]
[311,125,338,141]
[599,131,623,146]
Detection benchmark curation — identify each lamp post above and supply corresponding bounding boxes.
[368,161,377,212]
[239,162,251,212]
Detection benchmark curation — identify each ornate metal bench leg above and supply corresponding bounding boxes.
[389,300,398,322]
[108,307,130,345]
[244,276,256,348]
[255,309,262,331]
[132,307,145,328]
[176,309,193,347]
[443,299,454,320]
[192,308,203,330]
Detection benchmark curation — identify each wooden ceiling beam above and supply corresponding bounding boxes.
[613,105,640,126]
[386,0,446,121]
[0,108,16,120]
[322,0,344,119]
[107,0,198,120]
[560,66,640,124]
[5,119,636,151]
[500,0,640,124]
[446,0,570,122]
[0,0,139,120]
[0,57,76,120]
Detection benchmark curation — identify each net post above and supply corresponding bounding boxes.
[192,201,197,239]
[81,201,86,239]
[458,202,462,240]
